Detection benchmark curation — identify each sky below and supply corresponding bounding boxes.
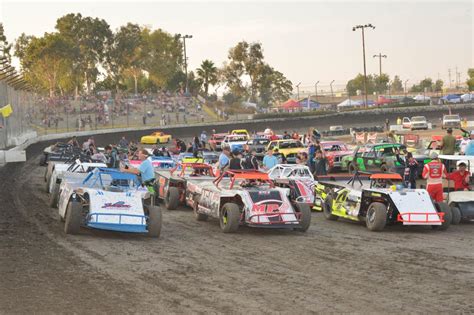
[0,0,472,94]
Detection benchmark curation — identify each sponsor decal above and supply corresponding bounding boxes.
[102,201,131,209]
[252,203,281,213]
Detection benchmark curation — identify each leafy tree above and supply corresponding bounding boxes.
[196,59,218,96]
[374,73,390,94]
[434,79,444,92]
[346,74,375,96]
[55,13,113,93]
[391,75,403,93]
[410,78,433,93]
[143,30,183,89]
[467,68,474,91]
[0,23,12,62]
[258,64,292,107]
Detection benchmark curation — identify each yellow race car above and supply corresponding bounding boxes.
[140,131,172,144]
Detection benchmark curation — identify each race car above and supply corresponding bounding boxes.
[129,155,176,169]
[48,159,107,207]
[57,168,162,237]
[221,134,249,152]
[319,173,451,231]
[439,155,474,224]
[342,143,429,177]
[39,143,83,166]
[231,129,250,138]
[208,133,228,151]
[154,163,216,210]
[267,139,306,163]
[190,170,311,233]
[140,131,172,144]
[267,164,315,207]
[320,141,353,172]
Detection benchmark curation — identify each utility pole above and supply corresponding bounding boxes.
[296,82,301,100]
[353,24,376,108]
[448,68,452,89]
[314,81,319,102]
[404,79,409,97]
[373,53,387,77]
[178,34,193,94]
[330,80,335,104]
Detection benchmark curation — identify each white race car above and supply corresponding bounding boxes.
[189,170,311,233]
[267,164,315,205]
[57,168,162,237]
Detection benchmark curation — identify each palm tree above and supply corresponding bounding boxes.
[196,59,218,97]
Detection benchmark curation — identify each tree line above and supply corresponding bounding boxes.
[0,14,293,108]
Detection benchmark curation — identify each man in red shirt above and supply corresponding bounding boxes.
[422,152,447,202]
[447,162,471,191]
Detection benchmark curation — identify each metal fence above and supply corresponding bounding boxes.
[0,81,38,149]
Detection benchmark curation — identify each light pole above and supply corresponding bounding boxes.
[404,79,409,97]
[373,53,387,77]
[330,80,335,104]
[353,24,375,108]
[296,82,301,100]
[314,81,319,102]
[178,34,193,94]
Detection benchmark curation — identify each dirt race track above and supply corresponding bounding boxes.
[2,119,474,313]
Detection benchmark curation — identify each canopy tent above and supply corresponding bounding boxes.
[298,98,321,109]
[280,99,302,109]
[336,99,364,109]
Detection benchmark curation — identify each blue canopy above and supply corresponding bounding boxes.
[298,98,321,109]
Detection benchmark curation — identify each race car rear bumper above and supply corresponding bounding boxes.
[396,212,444,224]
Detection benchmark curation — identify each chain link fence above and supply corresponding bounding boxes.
[0,81,38,149]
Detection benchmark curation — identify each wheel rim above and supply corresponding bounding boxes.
[222,209,228,225]
[367,207,375,223]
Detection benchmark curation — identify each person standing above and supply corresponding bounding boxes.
[121,149,155,187]
[312,150,328,177]
[229,151,243,170]
[446,162,470,191]
[395,149,418,189]
[463,131,474,155]
[422,152,447,202]
[263,149,278,170]
[218,147,231,172]
[200,131,207,149]
[440,128,457,168]
[243,149,259,170]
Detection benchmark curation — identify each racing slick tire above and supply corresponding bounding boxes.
[432,202,452,230]
[193,195,208,221]
[323,196,338,221]
[49,183,60,208]
[64,201,82,235]
[165,187,180,210]
[146,205,162,238]
[220,203,240,233]
[294,203,311,232]
[450,206,461,225]
[365,202,387,232]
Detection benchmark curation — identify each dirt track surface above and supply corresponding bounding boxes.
[2,117,474,313]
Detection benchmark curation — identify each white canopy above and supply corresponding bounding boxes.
[337,99,364,108]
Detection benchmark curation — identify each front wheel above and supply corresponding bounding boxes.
[365,202,387,231]
[49,183,60,208]
[323,196,338,221]
[294,203,311,232]
[146,205,162,238]
[220,203,241,233]
[432,202,451,230]
[64,201,82,234]
[450,206,461,225]
[165,186,180,210]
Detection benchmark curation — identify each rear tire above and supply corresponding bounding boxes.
[432,202,451,230]
[45,174,52,193]
[220,203,240,233]
[64,201,82,234]
[165,186,180,210]
[146,205,162,238]
[39,154,47,166]
[49,183,60,208]
[193,195,208,221]
[450,206,461,225]
[323,196,339,221]
[295,203,311,232]
[365,202,387,231]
